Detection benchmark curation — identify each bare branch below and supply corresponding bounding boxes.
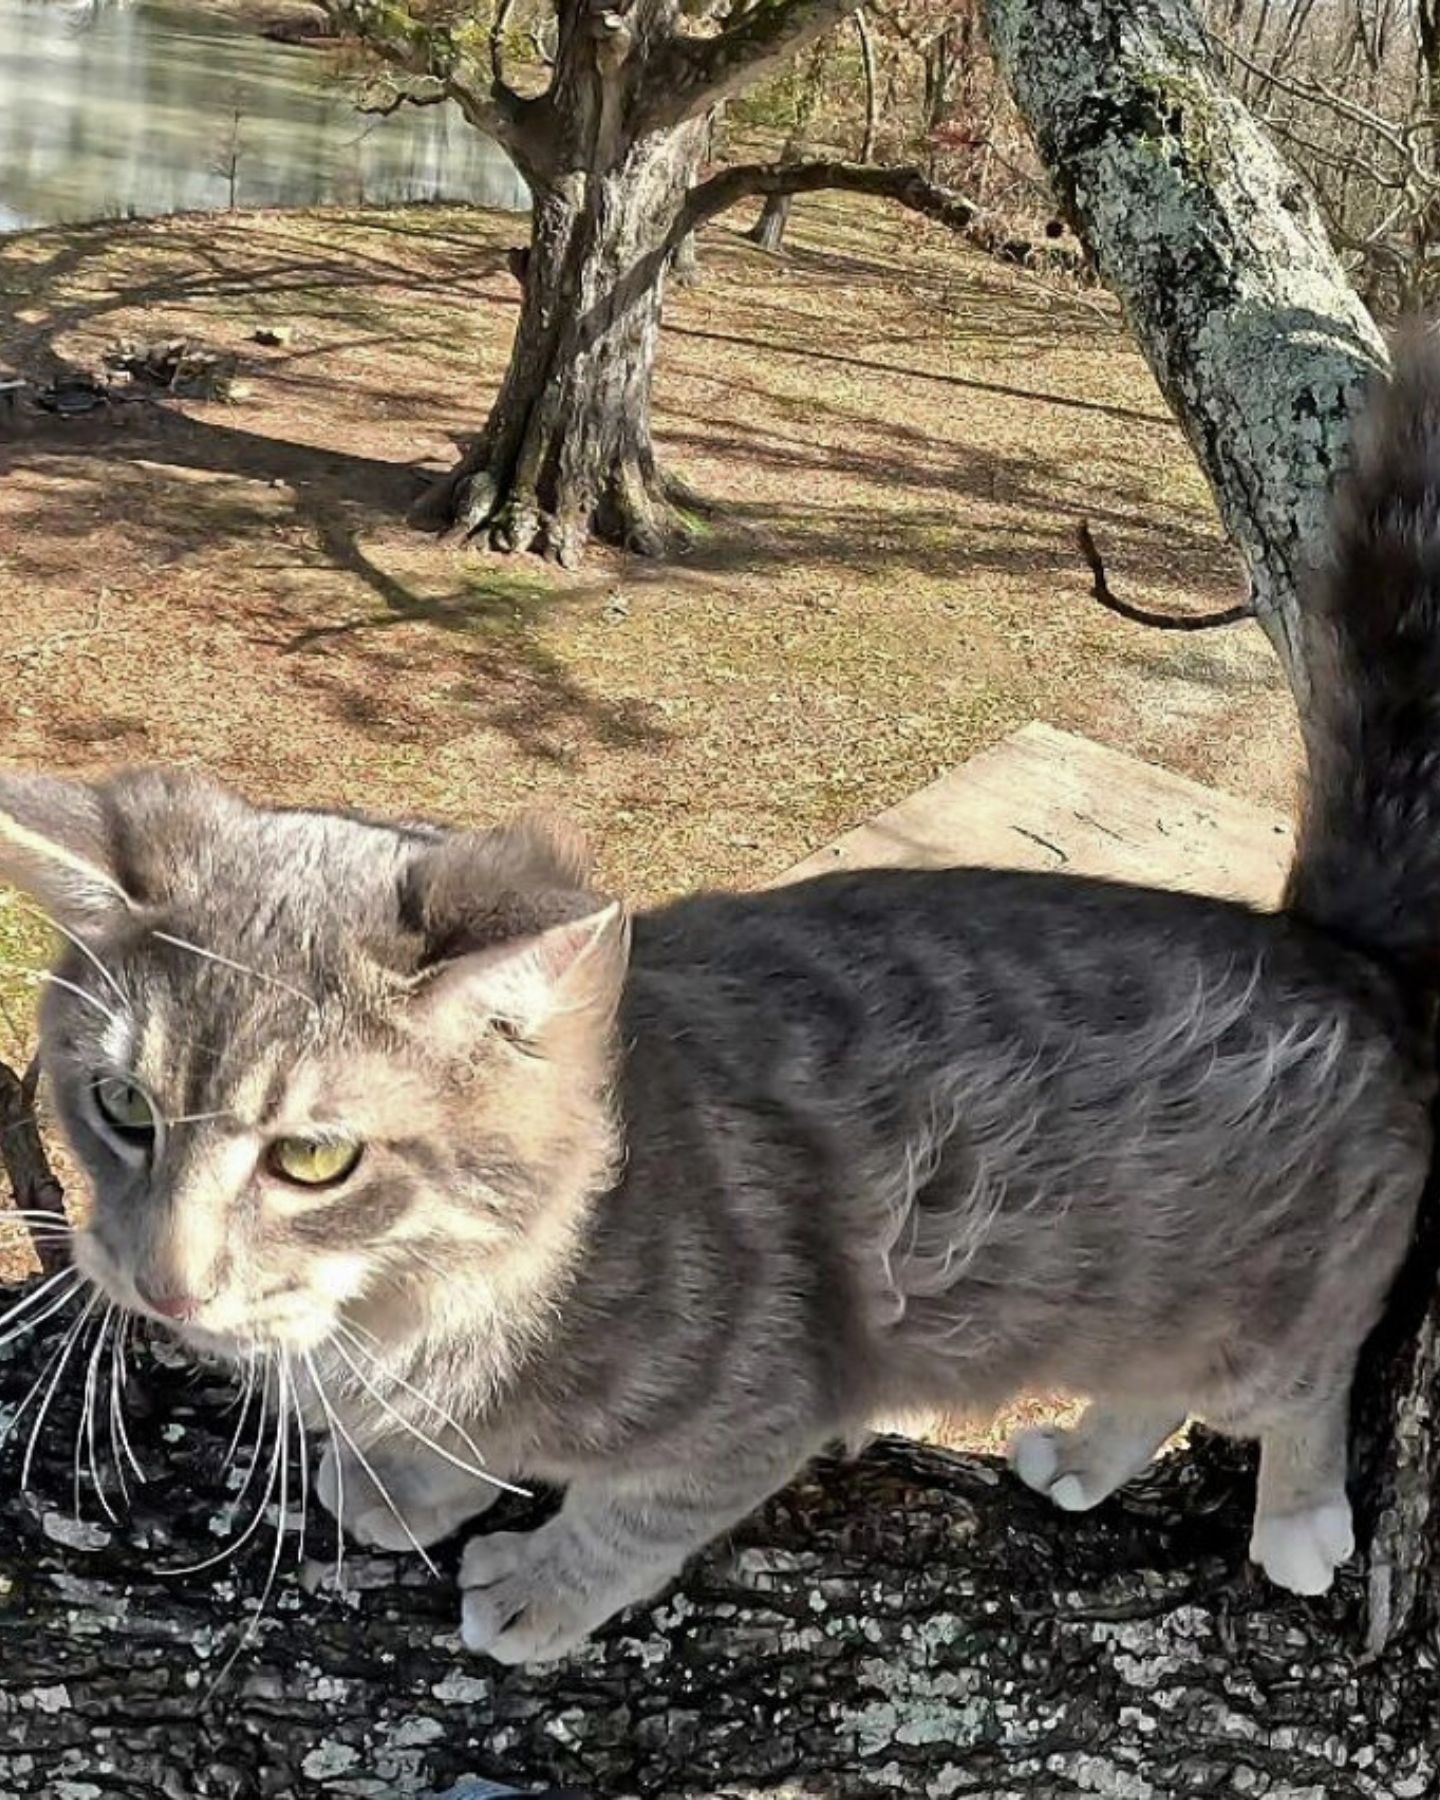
[855,6,879,161]
[1075,520,1254,633]
[353,72,447,116]
[641,0,864,132]
[1206,24,1438,191]
[682,155,984,236]
[316,0,542,164]
[679,155,1074,273]
[0,1058,68,1277]
[490,0,519,84]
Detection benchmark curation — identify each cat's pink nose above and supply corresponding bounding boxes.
[134,1280,202,1322]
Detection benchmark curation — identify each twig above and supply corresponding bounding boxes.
[1075,520,1253,632]
[0,1057,68,1275]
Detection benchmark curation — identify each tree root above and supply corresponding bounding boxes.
[407,437,713,564]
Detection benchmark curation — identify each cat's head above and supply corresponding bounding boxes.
[0,769,628,1359]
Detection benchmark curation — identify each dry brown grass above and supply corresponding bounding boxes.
[0,194,1297,1427]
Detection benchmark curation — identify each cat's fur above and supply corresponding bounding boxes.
[4,344,1440,1663]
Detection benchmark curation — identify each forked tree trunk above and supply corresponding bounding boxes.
[418,120,708,567]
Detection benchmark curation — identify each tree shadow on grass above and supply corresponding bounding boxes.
[0,403,669,766]
[0,205,1257,774]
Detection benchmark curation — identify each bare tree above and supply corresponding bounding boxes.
[1203,0,1440,312]
[322,0,1068,563]
[322,0,877,565]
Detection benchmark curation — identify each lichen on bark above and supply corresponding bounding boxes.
[1,1306,1438,1798]
[981,0,1387,693]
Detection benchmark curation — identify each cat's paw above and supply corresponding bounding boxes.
[459,1526,661,1666]
[317,1441,498,1552]
[1249,1500,1354,1596]
[1008,1425,1106,1512]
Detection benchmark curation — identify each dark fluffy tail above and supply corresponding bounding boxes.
[1287,333,1440,974]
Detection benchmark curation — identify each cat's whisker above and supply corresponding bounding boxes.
[20,1290,100,1489]
[230,1353,275,1512]
[110,1313,146,1486]
[17,900,128,1003]
[164,1360,281,1576]
[229,1357,275,1512]
[150,931,319,1017]
[321,1391,441,1578]
[329,1332,525,1497]
[31,971,122,1030]
[221,1352,261,1465]
[106,1312,136,1504]
[78,1305,118,1522]
[300,1350,347,1592]
[0,1268,84,1351]
[197,1358,292,1705]
[291,1354,311,1568]
[163,1110,235,1128]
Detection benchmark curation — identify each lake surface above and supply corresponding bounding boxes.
[0,0,529,232]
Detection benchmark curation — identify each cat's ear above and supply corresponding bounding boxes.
[0,774,133,937]
[410,901,630,1048]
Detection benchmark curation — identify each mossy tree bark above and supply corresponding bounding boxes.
[1,1304,1438,1799]
[980,0,1389,693]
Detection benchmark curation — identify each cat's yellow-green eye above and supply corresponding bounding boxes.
[267,1135,364,1188]
[94,1077,157,1137]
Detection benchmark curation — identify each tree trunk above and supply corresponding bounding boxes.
[744,38,835,258]
[980,0,1387,695]
[3,1297,1438,1799]
[747,190,794,253]
[416,119,707,567]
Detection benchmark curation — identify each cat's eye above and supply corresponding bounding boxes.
[93,1077,158,1140]
[267,1135,364,1188]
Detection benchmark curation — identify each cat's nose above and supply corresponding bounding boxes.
[133,1278,203,1322]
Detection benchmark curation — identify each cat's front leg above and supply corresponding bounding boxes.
[458,1453,810,1665]
[317,1434,513,1553]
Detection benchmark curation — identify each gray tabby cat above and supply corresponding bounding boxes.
[2,344,1438,1666]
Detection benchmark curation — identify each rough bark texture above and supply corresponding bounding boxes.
[419,120,707,566]
[350,0,868,563]
[975,0,1440,1664]
[0,1063,66,1278]
[980,0,1389,692]
[2,1298,1438,1800]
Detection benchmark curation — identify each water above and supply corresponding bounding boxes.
[0,0,529,233]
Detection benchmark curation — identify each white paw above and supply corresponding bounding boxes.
[1249,1500,1354,1596]
[1008,1425,1101,1512]
[459,1527,669,1666]
[460,1529,601,1665]
[316,1442,497,1552]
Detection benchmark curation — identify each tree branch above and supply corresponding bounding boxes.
[0,1292,1434,1796]
[0,1059,67,1276]
[1076,520,1255,632]
[353,72,448,117]
[490,0,519,87]
[855,6,879,161]
[981,0,1389,697]
[641,0,864,132]
[317,0,544,170]
[679,156,1068,269]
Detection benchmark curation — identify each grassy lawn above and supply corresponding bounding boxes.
[0,192,1297,1300]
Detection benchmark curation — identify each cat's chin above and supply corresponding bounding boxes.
[178,1309,339,1362]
